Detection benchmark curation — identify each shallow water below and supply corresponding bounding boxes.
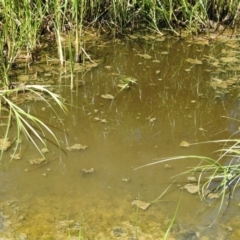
[1,35,240,239]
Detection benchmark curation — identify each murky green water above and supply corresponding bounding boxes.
[1,35,240,239]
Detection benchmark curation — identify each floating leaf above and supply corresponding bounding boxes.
[180,141,190,147]
[185,58,202,65]
[11,153,21,160]
[101,94,115,100]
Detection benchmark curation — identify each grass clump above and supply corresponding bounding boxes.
[137,137,240,227]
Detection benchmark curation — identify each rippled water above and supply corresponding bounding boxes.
[1,35,240,239]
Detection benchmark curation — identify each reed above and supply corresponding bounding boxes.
[53,0,65,66]
[20,0,45,64]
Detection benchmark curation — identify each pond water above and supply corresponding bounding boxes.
[1,34,240,239]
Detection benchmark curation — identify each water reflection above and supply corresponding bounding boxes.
[0,36,240,239]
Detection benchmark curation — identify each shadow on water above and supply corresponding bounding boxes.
[1,35,240,239]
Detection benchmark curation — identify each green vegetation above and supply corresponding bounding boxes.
[0,1,239,238]
[137,137,240,229]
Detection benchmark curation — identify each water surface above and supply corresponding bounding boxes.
[1,35,240,239]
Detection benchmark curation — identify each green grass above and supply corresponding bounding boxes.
[0,84,67,163]
[136,138,240,227]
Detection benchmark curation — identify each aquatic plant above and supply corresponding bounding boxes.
[0,1,239,68]
[136,137,240,226]
[0,84,67,162]
[0,1,67,163]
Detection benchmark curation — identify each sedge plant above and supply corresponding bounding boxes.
[136,137,240,226]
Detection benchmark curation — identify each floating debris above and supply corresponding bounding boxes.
[41,148,49,154]
[207,192,220,199]
[105,65,112,69]
[122,178,130,182]
[29,157,46,165]
[66,144,88,151]
[132,200,151,210]
[117,83,130,89]
[82,168,95,174]
[101,119,108,123]
[101,94,115,100]
[164,164,172,169]
[93,117,100,121]
[180,141,190,147]
[184,184,199,194]
[0,138,12,151]
[185,58,202,65]
[187,176,197,182]
[149,117,156,123]
[138,53,152,60]
[10,153,21,160]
